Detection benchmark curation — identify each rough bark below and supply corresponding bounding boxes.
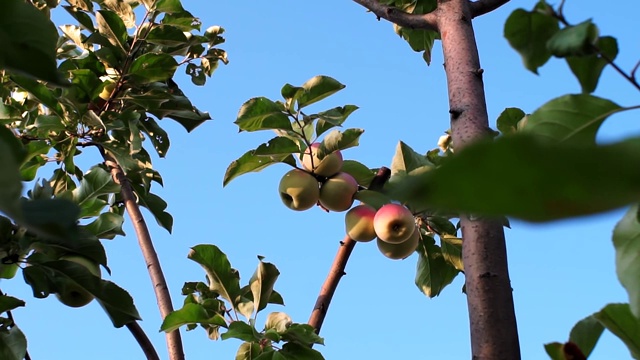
[437,1,521,359]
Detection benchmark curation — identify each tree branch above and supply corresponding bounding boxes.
[102,150,185,360]
[308,167,391,334]
[352,0,438,32]
[126,322,161,360]
[438,1,520,358]
[469,0,511,18]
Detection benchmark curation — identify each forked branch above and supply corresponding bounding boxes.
[308,167,391,334]
[352,0,438,31]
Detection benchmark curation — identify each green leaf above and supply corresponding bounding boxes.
[594,303,640,358]
[0,0,65,85]
[569,315,605,357]
[0,127,24,220]
[0,295,25,314]
[504,5,560,74]
[161,10,201,31]
[613,206,640,319]
[234,97,291,132]
[249,258,280,314]
[543,342,564,360]
[391,135,640,222]
[223,151,295,187]
[547,20,598,58]
[236,342,262,360]
[496,108,526,135]
[353,190,391,210]
[221,321,262,342]
[297,76,345,109]
[96,10,129,53]
[315,105,359,137]
[129,54,179,84]
[341,160,376,187]
[21,199,80,242]
[415,235,459,297]
[279,342,325,359]
[11,75,64,117]
[188,245,242,306]
[321,128,364,153]
[440,235,463,271]
[130,184,173,233]
[280,323,324,346]
[395,26,438,65]
[147,24,189,46]
[567,36,618,93]
[63,5,95,32]
[0,324,27,360]
[139,116,171,157]
[390,141,434,177]
[83,212,125,240]
[254,137,299,156]
[523,94,621,145]
[155,0,185,14]
[160,303,226,332]
[72,166,121,214]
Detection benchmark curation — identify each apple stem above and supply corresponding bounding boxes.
[308,167,391,335]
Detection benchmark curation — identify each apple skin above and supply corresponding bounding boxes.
[55,255,101,308]
[301,143,343,177]
[345,204,377,242]
[319,172,358,212]
[373,203,415,244]
[377,226,420,260]
[278,169,320,211]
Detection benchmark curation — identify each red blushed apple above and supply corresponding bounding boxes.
[373,203,415,244]
[344,204,377,242]
[278,169,320,211]
[301,143,343,177]
[319,172,358,212]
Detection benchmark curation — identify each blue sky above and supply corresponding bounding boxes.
[4,0,640,359]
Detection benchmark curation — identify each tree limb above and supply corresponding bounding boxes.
[438,1,520,358]
[308,167,391,334]
[352,0,438,32]
[469,0,511,18]
[102,150,185,360]
[126,322,161,360]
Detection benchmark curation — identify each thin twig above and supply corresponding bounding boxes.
[352,0,438,32]
[126,322,161,360]
[469,0,511,18]
[102,149,184,360]
[308,167,391,334]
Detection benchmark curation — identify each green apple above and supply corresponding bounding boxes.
[278,169,320,211]
[301,143,343,177]
[377,226,420,260]
[319,172,358,212]
[345,204,377,242]
[373,203,415,244]
[55,255,101,308]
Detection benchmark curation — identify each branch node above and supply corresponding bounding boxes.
[449,108,463,120]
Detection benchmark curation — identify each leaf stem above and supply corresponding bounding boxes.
[307,167,390,334]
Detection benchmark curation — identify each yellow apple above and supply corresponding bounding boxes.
[301,143,343,177]
[345,204,377,242]
[55,255,101,308]
[278,169,320,211]
[98,81,117,101]
[377,226,420,260]
[319,172,358,212]
[373,203,415,244]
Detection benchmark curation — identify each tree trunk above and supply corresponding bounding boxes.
[438,1,521,359]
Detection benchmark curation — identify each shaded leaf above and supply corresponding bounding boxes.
[279,342,325,359]
[0,126,24,220]
[613,205,640,318]
[160,303,226,332]
[221,321,261,342]
[594,303,640,358]
[130,184,173,233]
[83,212,125,240]
[188,245,241,306]
[543,342,564,360]
[223,151,295,187]
[235,97,291,132]
[297,76,345,109]
[391,135,640,222]
[72,166,121,211]
[96,10,128,52]
[0,295,25,314]
[0,325,26,360]
[341,160,376,187]
[415,235,459,297]
[390,141,434,176]
[129,54,178,84]
[254,137,299,156]
[440,235,463,271]
[236,342,262,360]
[496,107,526,135]
[280,323,324,346]
[504,5,559,73]
[315,105,359,137]
[567,36,618,93]
[569,315,605,358]
[249,259,280,315]
[547,20,598,58]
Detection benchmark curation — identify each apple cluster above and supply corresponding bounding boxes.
[278,143,359,212]
[345,203,420,260]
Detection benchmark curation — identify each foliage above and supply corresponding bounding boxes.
[161,245,325,359]
[0,0,226,357]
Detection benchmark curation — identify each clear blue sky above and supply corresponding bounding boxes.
[4,1,640,359]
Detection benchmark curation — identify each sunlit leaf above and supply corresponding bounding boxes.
[415,235,459,297]
[223,151,295,187]
[235,97,291,132]
[594,303,640,358]
[188,245,242,306]
[160,303,227,332]
[297,76,345,109]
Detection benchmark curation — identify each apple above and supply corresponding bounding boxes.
[377,226,420,260]
[98,81,116,101]
[373,203,415,244]
[344,204,377,242]
[319,172,358,212]
[55,255,101,308]
[278,169,320,211]
[301,143,343,177]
